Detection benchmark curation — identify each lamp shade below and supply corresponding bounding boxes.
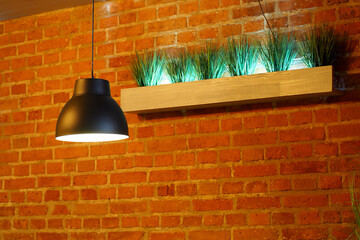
[55,78,129,142]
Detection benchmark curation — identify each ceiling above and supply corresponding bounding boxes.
[0,0,107,21]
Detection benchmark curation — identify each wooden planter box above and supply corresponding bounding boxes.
[121,66,339,114]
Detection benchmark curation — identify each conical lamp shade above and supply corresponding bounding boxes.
[55,78,129,142]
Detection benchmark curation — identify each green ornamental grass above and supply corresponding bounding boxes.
[298,25,346,68]
[225,37,259,76]
[259,31,297,72]
[192,43,226,80]
[165,51,196,83]
[130,51,164,86]
[350,174,360,239]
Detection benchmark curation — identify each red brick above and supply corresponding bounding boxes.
[37,233,67,240]
[242,148,264,161]
[122,217,140,228]
[283,195,328,207]
[197,151,217,164]
[155,124,175,136]
[199,182,220,195]
[27,191,42,202]
[183,216,202,226]
[189,135,229,149]
[111,201,147,214]
[148,138,187,152]
[175,153,195,166]
[298,210,321,225]
[52,205,69,216]
[245,181,267,193]
[244,20,264,33]
[44,190,59,201]
[279,0,323,11]
[71,233,105,240]
[73,174,107,186]
[0,152,19,163]
[340,104,360,121]
[81,189,97,200]
[290,12,312,26]
[249,212,270,225]
[341,141,360,155]
[234,164,277,177]
[141,216,159,227]
[328,124,360,138]
[315,108,338,123]
[222,24,242,37]
[108,25,144,39]
[100,16,117,29]
[199,28,218,40]
[204,215,223,226]
[266,146,288,160]
[290,144,313,158]
[119,12,137,24]
[234,229,278,240]
[178,31,196,43]
[150,200,190,213]
[102,217,119,229]
[149,18,187,32]
[19,205,47,216]
[5,178,35,189]
[13,219,27,229]
[222,181,244,194]
[323,211,341,223]
[189,231,230,240]
[190,167,231,180]
[193,199,233,211]
[282,228,327,239]
[111,172,146,184]
[30,219,45,229]
[108,232,143,240]
[281,161,327,174]
[315,143,338,156]
[11,192,25,203]
[176,184,197,196]
[272,212,295,225]
[279,127,325,142]
[237,197,280,209]
[234,131,277,146]
[73,204,107,215]
[4,123,34,136]
[4,233,34,240]
[189,11,229,26]
[293,177,317,191]
[157,184,175,197]
[150,169,187,182]
[244,115,265,129]
[90,143,126,156]
[290,111,312,125]
[160,216,181,227]
[221,118,242,131]
[83,218,100,228]
[315,9,337,23]
[118,186,135,199]
[179,1,198,14]
[319,175,342,189]
[38,176,70,187]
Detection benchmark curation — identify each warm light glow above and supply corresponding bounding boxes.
[55,133,129,142]
[159,78,172,85]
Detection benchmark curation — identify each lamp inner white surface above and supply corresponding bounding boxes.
[55,133,129,142]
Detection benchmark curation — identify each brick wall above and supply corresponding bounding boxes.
[1,0,360,239]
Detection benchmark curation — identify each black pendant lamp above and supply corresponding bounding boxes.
[55,0,128,142]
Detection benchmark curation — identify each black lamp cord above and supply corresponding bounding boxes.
[91,0,95,79]
[258,0,275,38]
